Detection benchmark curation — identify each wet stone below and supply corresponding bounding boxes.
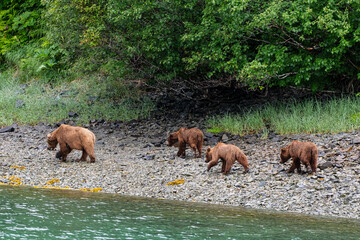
[318,161,333,170]
[144,155,155,160]
[0,125,16,133]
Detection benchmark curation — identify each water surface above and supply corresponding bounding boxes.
[0,186,359,239]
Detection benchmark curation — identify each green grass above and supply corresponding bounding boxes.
[207,97,360,136]
[0,71,154,126]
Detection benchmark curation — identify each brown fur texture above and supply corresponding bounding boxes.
[280,140,318,174]
[47,124,96,163]
[205,143,249,175]
[167,127,204,158]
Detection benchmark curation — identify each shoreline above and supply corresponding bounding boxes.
[2,183,360,224]
[1,123,360,219]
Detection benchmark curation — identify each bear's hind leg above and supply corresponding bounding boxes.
[88,151,96,163]
[310,161,317,173]
[303,161,312,174]
[310,152,317,173]
[221,159,226,173]
[83,145,96,163]
[189,143,198,158]
[223,161,233,175]
[237,155,249,173]
[197,141,203,158]
[77,150,88,162]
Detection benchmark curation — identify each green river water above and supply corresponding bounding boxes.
[1,185,360,239]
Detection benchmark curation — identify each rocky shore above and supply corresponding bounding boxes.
[1,115,360,219]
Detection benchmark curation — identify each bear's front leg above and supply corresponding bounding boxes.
[294,159,302,173]
[207,160,218,171]
[221,159,226,173]
[287,160,297,173]
[177,141,186,158]
[223,159,235,175]
[59,142,71,162]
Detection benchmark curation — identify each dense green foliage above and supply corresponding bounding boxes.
[2,0,359,91]
[0,0,43,57]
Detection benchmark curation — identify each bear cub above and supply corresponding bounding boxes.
[280,140,318,174]
[167,127,204,158]
[205,143,249,175]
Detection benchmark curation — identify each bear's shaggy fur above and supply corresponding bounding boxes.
[47,124,96,163]
[280,140,318,174]
[167,127,204,158]
[205,143,249,175]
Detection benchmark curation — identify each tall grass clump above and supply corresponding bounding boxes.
[207,97,360,136]
[0,72,154,126]
[207,110,266,135]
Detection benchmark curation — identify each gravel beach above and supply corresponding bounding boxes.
[1,117,360,219]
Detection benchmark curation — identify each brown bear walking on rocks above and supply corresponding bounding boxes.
[205,143,249,175]
[167,127,204,158]
[47,124,96,163]
[280,140,318,174]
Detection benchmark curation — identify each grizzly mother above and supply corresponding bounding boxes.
[47,124,96,163]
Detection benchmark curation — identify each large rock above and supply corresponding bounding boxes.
[318,161,333,170]
[0,124,16,133]
[221,134,229,142]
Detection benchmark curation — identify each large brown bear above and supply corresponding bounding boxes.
[280,140,318,174]
[205,143,249,175]
[167,127,204,158]
[47,124,96,163]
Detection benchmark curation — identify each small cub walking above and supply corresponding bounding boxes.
[205,143,249,175]
[167,127,204,158]
[280,140,318,174]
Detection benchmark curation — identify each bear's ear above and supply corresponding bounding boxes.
[281,148,286,152]
[207,146,211,152]
[47,133,55,141]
